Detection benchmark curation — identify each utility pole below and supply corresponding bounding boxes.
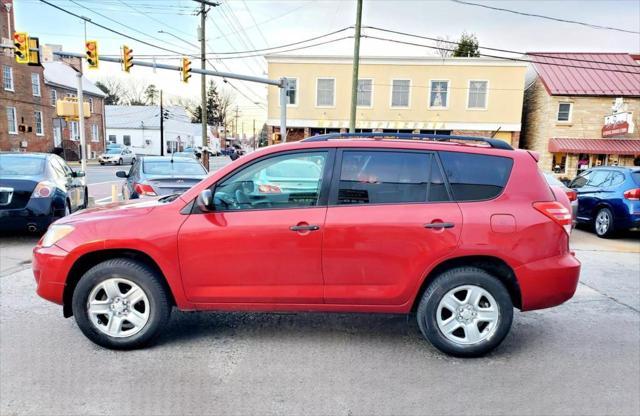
[252,119,256,150]
[76,71,86,172]
[349,0,363,133]
[234,106,239,138]
[159,89,164,156]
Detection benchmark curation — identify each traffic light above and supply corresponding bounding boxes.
[85,40,99,69]
[181,57,192,83]
[27,37,41,66]
[13,32,29,64]
[122,45,133,72]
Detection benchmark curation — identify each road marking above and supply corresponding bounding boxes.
[88,180,123,186]
[95,196,114,203]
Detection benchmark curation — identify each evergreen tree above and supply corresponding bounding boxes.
[453,32,480,57]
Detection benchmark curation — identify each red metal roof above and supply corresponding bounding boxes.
[548,138,640,155]
[529,53,640,96]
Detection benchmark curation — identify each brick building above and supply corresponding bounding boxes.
[0,2,54,153]
[522,53,640,179]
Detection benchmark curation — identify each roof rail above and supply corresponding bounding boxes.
[301,132,513,150]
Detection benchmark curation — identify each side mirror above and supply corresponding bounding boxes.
[196,189,214,212]
[116,171,128,178]
[72,170,85,177]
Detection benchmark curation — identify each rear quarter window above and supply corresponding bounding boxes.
[632,171,640,186]
[439,151,513,201]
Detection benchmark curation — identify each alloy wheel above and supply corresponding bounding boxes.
[86,277,150,338]
[595,210,611,236]
[436,285,500,345]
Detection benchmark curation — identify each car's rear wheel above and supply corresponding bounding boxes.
[594,207,615,238]
[417,267,513,357]
[118,158,123,165]
[72,258,171,350]
[131,157,136,165]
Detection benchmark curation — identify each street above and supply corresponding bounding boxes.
[75,156,232,204]
[1,229,638,416]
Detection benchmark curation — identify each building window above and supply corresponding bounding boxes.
[391,79,410,107]
[70,121,79,140]
[467,80,488,109]
[88,98,94,113]
[551,153,567,173]
[557,102,572,122]
[53,126,62,147]
[316,78,335,107]
[6,107,17,134]
[50,89,57,106]
[31,73,41,96]
[357,79,373,107]
[66,93,76,98]
[108,134,117,143]
[429,80,449,108]
[34,111,44,136]
[123,135,131,146]
[285,78,297,105]
[3,66,13,91]
[91,124,99,142]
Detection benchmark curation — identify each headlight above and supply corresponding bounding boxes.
[41,224,75,248]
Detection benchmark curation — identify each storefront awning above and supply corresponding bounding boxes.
[548,138,640,155]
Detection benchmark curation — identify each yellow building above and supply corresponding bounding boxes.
[266,55,527,145]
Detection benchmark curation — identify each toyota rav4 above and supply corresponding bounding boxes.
[33,133,580,357]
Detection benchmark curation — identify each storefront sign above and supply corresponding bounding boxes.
[602,111,633,137]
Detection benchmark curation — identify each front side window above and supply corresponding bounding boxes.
[468,80,488,109]
[285,78,297,105]
[357,79,372,107]
[50,89,57,106]
[6,107,17,134]
[439,151,513,201]
[557,102,572,122]
[31,73,41,96]
[123,135,131,146]
[3,66,14,91]
[429,80,449,108]
[316,78,335,107]
[337,151,434,205]
[34,111,43,135]
[214,151,327,211]
[391,79,410,107]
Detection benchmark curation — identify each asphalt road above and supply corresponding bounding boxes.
[1,229,638,416]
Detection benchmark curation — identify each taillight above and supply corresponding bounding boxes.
[31,181,54,198]
[533,201,572,235]
[134,183,157,196]
[623,188,640,200]
[258,184,281,194]
[566,189,577,202]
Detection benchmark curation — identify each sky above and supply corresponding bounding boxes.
[13,0,640,129]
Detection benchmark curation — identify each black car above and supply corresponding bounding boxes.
[117,156,207,199]
[0,153,87,233]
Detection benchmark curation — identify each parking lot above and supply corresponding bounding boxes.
[0,229,638,416]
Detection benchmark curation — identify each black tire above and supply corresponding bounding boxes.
[100,162,105,166]
[131,157,136,165]
[416,267,513,358]
[594,207,615,238]
[118,158,123,165]
[72,258,171,350]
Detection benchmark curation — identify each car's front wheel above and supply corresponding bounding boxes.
[72,258,171,349]
[417,267,513,357]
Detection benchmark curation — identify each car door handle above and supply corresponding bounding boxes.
[424,222,455,229]
[289,224,320,232]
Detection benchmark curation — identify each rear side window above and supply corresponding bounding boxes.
[439,151,513,201]
[337,150,441,205]
[632,172,640,186]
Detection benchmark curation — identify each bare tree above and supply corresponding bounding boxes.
[435,35,454,58]
[95,78,126,105]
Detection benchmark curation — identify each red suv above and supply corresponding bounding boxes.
[33,133,581,357]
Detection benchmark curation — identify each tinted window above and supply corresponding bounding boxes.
[143,161,206,176]
[337,151,431,205]
[439,151,513,201]
[0,155,45,176]
[214,151,327,211]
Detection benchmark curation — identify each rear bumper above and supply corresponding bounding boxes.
[515,252,581,311]
[33,244,69,305]
[0,200,55,232]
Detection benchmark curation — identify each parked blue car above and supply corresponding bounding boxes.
[569,166,640,238]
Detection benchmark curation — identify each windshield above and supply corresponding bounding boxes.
[106,149,121,154]
[143,161,206,176]
[0,155,45,176]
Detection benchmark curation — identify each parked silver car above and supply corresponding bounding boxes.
[98,147,136,165]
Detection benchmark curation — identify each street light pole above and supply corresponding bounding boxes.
[199,2,208,167]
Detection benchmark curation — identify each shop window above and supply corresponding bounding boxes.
[557,102,572,122]
[357,79,373,107]
[429,80,449,108]
[392,79,411,107]
[551,153,567,173]
[316,78,335,107]
[577,154,590,172]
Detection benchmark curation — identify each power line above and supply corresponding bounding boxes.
[451,0,639,35]
[240,0,269,47]
[362,35,640,76]
[115,0,198,39]
[364,26,640,69]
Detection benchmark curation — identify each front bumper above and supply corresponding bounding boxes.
[515,252,581,311]
[33,244,69,305]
